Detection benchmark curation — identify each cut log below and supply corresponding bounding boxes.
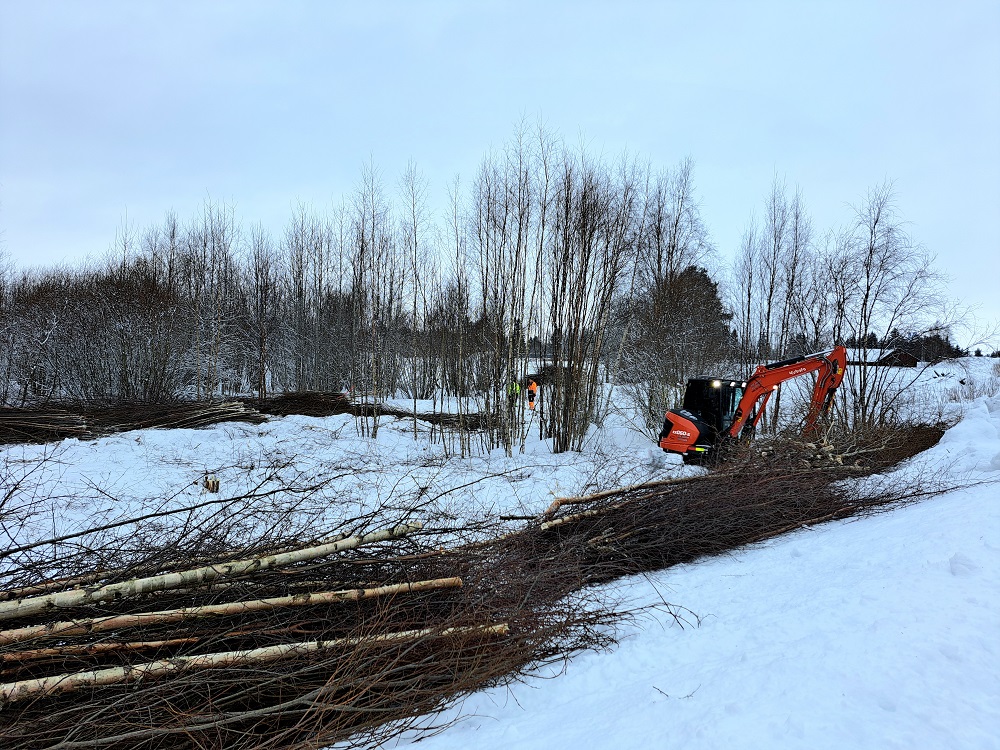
[0,571,116,602]
[0,623,510,703]
[0,577,462,646]
[0,523,423,622]
[540,474,708,517]
[539,500,632,530]
[4,638,202,663]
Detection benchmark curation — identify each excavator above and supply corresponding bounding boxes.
[658,345,848,463]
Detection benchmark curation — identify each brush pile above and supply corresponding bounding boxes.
[0,511,611,750]
[0,402,266,445]
[243,391,353,417]
[0,393,487,446]
[244,389,486,428]
[534,424,948,586]
[0,423,949,749]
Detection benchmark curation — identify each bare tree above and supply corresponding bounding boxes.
[837,182,944,427]
[545,148,642,452]
[352,161,406,437]
[619,159,721,430]
[243,224,283,400]
[399,161,432,437]
[469,131,538,454]
[732,217,760,374]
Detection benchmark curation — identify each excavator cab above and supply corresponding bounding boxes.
[659,378,745,462]
[682,378,745,433]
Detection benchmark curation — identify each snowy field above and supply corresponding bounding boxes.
[2,357,998,748]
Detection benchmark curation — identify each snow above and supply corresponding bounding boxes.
[2,357,999,748]
[396,474,999,749]
[388,359,1000,750]
[846,346,905,363]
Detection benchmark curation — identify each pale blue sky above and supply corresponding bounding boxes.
[2,1,998,342]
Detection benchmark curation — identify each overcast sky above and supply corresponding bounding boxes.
[2,1,998,345]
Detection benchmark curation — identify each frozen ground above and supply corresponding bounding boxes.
[2,357,998,748]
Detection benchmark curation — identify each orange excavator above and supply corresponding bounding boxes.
[658,346,847,463]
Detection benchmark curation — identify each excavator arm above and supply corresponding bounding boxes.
[727,345,847,439]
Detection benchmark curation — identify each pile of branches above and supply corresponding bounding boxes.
[752,423,947,472]
[242,391,489,430]
[1,393,487,446]
[0,511,611,749]
[247,389,488,429]
[0,423,953,749]
[532,423,950,584]
[0,408,91,444]
[0,402,266,445]
[243,391,353,417]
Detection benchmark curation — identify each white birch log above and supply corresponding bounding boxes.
[0,571,113,602]
[0,576,462,646]
[0,623,510,703]
[5,637,202,662]
[539,500,632,530]
[540,474,706,518]
[0,523,423,623]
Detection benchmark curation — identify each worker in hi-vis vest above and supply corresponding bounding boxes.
[527,379,538,410]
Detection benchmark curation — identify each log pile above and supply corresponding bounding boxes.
[0,423,949,749]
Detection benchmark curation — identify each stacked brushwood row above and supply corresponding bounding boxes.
[0,408,92,443]
[243,390,488,428]
[0,517,610,750]
[0,402,266,445]
[0,393,487,445]
[533,424,948,586]
[242,391,354,417]
[0,424,947,749]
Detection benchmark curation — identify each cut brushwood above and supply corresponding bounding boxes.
[0,523,423,622]
[0,623,510,703]
[0,577,462,646]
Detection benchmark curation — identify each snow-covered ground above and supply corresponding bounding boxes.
[2,357,998,748]
[394,405,1000,749]
[391,359,1000,750]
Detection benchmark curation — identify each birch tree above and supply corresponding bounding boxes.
[839,182,943,427]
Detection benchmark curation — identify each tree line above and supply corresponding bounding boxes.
[0,126,955,452]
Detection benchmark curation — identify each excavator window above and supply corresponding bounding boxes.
[720,383,744,429]
[682,379,744,435]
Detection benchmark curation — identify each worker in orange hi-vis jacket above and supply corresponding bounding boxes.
[527,379,538,410]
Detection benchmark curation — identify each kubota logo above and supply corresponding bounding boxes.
[788,366,808,376]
